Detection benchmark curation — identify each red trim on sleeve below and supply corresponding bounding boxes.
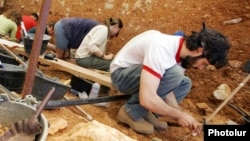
[175,37,184,63]
[143,65,161,79]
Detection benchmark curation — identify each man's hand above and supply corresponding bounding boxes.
[176,112,202,134]
[192,125,203,136]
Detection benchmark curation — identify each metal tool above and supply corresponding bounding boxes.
[44,94,131,109]
[0,87,55,141]
[228,103,250,124]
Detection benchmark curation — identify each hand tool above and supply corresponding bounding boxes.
[228,103,250,124]
[44,94,131,109]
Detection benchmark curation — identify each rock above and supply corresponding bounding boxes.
[48,118,68,135]
[226,120,239,125]
[182,98,196,109]
[223,18,243,25]
[206,65,216,70]
[196,102,213,113]
[151,137,163,141]
[229,60,242,68]
[213,84,231,100]
[52,120,137,141]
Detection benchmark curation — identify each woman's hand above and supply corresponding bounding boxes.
[103,53,114,60]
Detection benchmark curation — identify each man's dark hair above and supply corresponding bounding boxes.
[185,22,231,68]
[31,12,39,21]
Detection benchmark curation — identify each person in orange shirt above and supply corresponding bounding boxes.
[16,12,39,42]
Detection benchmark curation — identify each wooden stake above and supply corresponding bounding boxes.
[63,79,93,121]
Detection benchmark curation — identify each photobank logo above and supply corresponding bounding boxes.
[204,125,250,141]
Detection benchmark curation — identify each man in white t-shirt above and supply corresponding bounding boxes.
[110,23,230,134]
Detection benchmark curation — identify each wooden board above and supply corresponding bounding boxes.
[0,39,112,88]
[39,57,112,88]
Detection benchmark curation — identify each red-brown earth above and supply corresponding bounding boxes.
[1,0,250,141]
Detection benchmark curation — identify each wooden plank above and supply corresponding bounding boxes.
[0,39,24,48]
[0,41,112,88]
[39,57,112,88]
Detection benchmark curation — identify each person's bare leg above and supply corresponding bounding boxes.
[65,48,76,63]
[47,43,56,52]
[64,48,71,59]
[56,48,65,59]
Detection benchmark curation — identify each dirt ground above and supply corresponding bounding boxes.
[2,0,250,141]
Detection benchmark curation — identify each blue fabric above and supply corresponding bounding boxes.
[54,21,68,50]
[174,31,185,36]
[111,64,191,120]
[60,18,99,48]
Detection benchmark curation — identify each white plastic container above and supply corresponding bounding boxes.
[89,83,100,98]
[88,83,109,107]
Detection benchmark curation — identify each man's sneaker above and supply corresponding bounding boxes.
[117,105,154,134]
[144,112,168,130]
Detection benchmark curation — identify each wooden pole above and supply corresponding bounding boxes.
[63,80,93,121]
[22,0,52,98]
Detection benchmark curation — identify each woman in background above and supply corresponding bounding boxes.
[0,9,22,42]
[54,17,123,71]
[74,18,123,71]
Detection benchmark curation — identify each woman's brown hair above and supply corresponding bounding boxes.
[104,17,123,28]
[103,17,123,37]
[3,9,22,25]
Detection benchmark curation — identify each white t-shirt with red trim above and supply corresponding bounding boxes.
[110,30,183,79]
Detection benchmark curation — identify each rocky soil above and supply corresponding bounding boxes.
[1,0,250,141]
